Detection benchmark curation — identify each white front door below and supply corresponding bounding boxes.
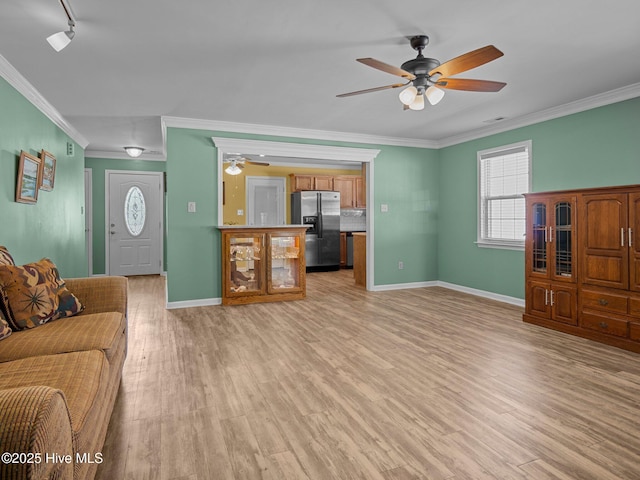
[246,176,285,225]
[107,171,163,276]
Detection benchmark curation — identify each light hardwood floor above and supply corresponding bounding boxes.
[95,270,640,480]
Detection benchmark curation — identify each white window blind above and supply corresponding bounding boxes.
[477,141,531,249]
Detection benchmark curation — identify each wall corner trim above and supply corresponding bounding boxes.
[436,281,525,307]
[166,297,222,309]
[0,53,89,149]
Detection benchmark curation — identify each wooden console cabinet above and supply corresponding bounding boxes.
[219,226,308,305]
[523,184,640,353]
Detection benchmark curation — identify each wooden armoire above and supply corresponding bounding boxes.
[523,184,640,353]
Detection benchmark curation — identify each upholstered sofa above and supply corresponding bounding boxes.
[0,247,127,480]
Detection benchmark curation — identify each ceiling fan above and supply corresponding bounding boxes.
[337,35,506,110]
[223,156,270,175]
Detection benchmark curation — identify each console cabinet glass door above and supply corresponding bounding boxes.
[526,195,576,282]
[268,234,303,293]
[227,234,265,297]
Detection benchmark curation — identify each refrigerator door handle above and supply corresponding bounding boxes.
[317,193,323,238]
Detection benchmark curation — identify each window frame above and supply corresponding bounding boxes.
[476,140,532,251]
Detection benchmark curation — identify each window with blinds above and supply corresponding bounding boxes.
[477,140,531,249]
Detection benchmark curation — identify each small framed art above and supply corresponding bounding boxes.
[39,150,56,191]
[16,151,42,204]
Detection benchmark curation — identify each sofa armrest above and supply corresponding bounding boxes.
[65,276,128,318]
[0,386,74,480]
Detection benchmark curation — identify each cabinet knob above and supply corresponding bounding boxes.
[599,322,608,329]
[598,298,609,306]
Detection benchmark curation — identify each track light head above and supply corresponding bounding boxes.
[47,0,77,52]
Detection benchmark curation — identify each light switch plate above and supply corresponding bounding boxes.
[188,202,196,213]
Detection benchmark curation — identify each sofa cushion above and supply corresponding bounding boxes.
[0,350,109,462]
[0,311,125,364]
[0,246,15,266]
[0,258,84,330]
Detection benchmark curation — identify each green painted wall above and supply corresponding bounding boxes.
[165,128,440,303]
[0,77,86,277]
[372,146,439,285]
[438,97,640,299]
[84,157,166,275]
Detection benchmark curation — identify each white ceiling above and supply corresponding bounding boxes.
[1,0,639,160]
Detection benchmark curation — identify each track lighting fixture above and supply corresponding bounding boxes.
[124,147,145,158]
[47,0,77,52]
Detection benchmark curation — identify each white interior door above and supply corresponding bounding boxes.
[246,176,285,225]
[107,171,163,276]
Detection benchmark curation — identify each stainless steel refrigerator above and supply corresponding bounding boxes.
[291,191,341,269]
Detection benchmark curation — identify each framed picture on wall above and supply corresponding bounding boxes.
[16,151,42,204]
[39,150,56,191]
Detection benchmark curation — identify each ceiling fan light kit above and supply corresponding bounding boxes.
[338,35,506,110]
[223,156,271,175]
[225,163,242,176]
[47,0,77,52]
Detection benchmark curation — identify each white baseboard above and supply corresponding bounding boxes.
[436,281,525,307]
[369,280,524,307]
[370,281,438,292]
[166,297,222,309]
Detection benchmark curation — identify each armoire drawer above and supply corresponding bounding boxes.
[581,289,628,314]
[630,297,640,317]
[581,312,629,338]
[630,323,640,342]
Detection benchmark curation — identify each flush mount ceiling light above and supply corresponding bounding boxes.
[46,0,77,52]
[124,146,145,158]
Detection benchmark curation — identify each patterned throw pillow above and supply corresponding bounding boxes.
[0,246,15,266]
[0,308,11,341]
[0,258,84,330]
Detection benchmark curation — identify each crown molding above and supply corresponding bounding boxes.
[211,137,380,163]
[84,149,166,161]
[437,82,640,148]
[0,53,89,149]
[163,115,439,149]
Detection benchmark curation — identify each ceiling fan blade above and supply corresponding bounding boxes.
[337,82,409,98]
[436,78,506,92]
[246,160,270,166]
[429,45,503,78]
[357,58,416,80]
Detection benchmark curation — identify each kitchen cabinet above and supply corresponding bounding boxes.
[523,184,640,353]
[334,176,356,208]
[353,232,366,287]
[219,226,307,305]
[355,176,366,207]
[290,174,365,207]
[340,232,347,267]
[290,174,334,192]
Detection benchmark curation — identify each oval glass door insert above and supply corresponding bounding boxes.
[124,186,146,236]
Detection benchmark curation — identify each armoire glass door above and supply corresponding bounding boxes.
[532,202,547,274]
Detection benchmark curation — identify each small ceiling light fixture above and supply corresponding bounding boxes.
[47,0,77,52]
[225,160,242,176]
[425,86,445,105]
[124,146,145,158]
